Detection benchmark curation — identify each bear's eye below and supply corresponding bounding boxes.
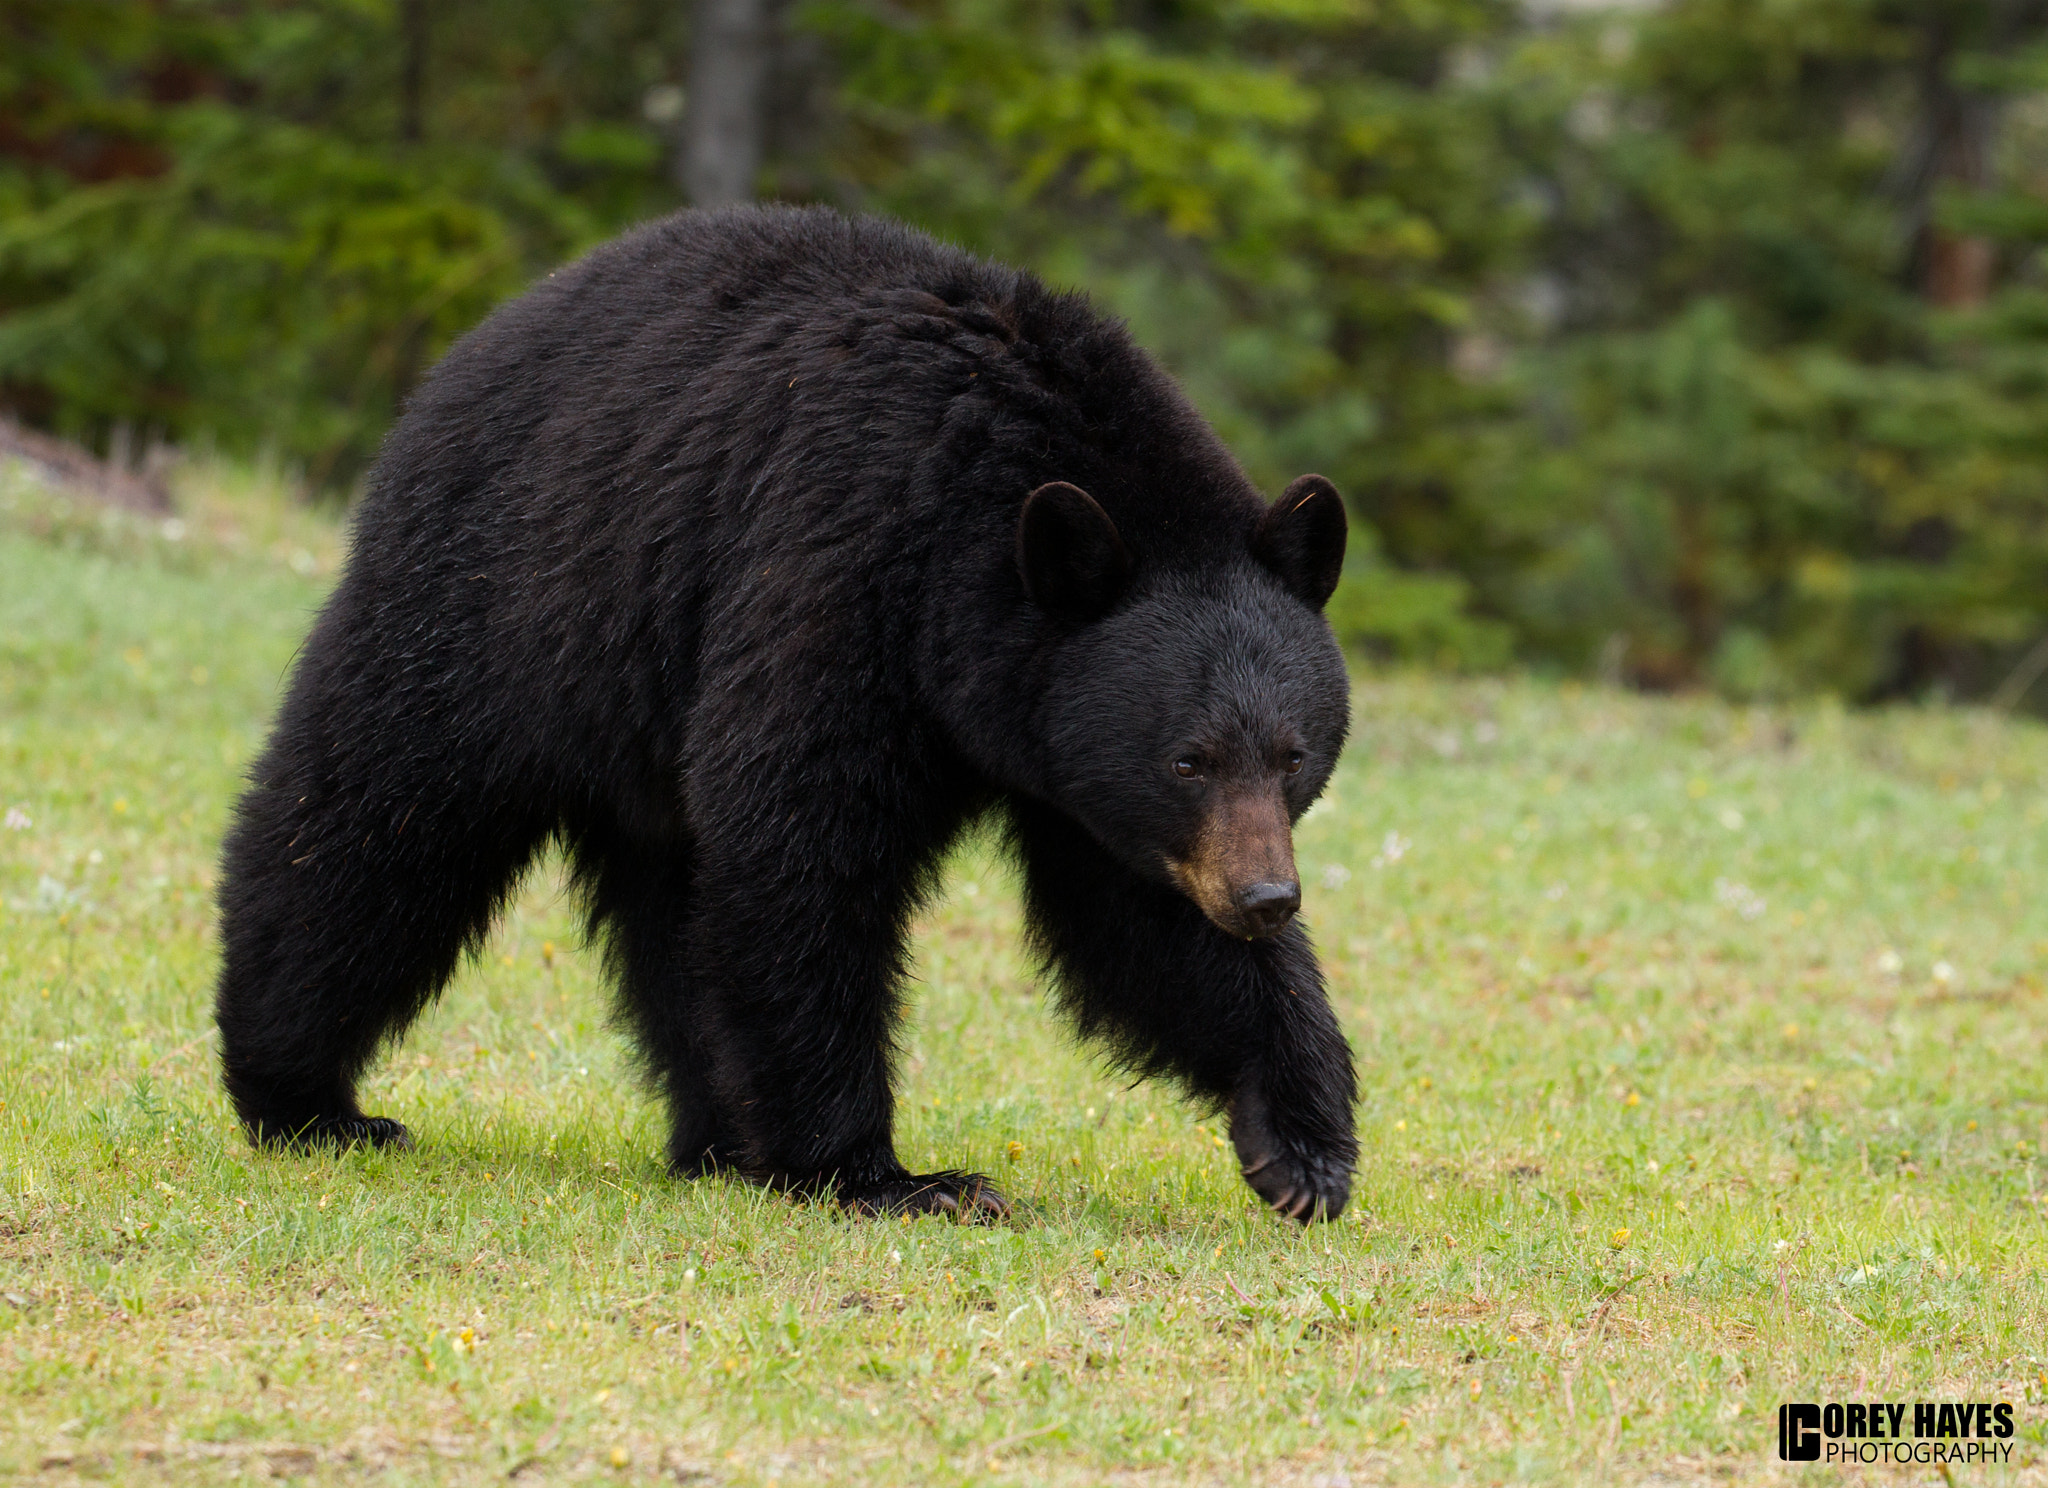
[1173,757,1200,780]
[1284,750,1304,774]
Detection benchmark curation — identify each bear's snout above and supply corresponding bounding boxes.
[1168,789,1300,939]
[1234,879,1301,938]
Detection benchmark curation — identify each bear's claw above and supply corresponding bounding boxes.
[838,1170,1010,1222]
[1239,1152,1348,1223]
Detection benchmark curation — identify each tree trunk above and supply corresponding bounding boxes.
[1897,2,2048,308]
[680,0,774,206]
[400,0,427,144]
[1913,42,1996,309]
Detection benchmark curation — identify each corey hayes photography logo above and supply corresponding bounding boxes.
[1777,1400,2017,1464]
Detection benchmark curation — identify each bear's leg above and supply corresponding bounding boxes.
[683,797,1006,1220]
[575,833,737,1176]
[215,771,545,1150]
[1008,801,1357,1222]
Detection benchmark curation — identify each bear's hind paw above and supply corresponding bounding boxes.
[838,1170,1010,1222]
[671,1141,744,1179]
[269,1115,414,1152]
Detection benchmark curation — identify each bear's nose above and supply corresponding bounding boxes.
[1236,880,1300,938]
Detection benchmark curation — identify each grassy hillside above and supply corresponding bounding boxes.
[2,465,2046,1485]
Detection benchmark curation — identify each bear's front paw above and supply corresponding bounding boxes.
[1229,1087,1352,1223]
[837,1170,1010,1222]
[1237,1144,1350,1223]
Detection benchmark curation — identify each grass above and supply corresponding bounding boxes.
[2,459,2047,1485]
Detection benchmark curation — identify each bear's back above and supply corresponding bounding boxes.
[377,207,1244,560]
[395,206,1079,481]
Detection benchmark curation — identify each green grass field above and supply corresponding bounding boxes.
[3,463,2046,1485]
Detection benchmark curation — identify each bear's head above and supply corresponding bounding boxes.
[1019,476,1351,940]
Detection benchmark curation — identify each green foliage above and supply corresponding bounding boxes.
[0,107,556,482]
[1410,0,2048,700]
[1327,521,1512,671]
[0,1,680,482]
[1463,301,2048,697]
[6,0,2048,698]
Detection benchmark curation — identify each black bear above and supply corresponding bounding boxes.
[215,205,1358,1222]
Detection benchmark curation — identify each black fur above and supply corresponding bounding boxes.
[214,205,1358,1222]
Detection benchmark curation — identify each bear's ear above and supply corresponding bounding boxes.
[1018,482,1132,621]
[1252,474,1347,610]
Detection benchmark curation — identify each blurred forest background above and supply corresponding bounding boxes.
[5,0,2048,706]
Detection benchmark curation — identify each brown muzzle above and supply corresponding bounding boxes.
[1166,788,1300,939]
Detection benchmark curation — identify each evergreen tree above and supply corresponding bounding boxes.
[4,0,2044,700]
